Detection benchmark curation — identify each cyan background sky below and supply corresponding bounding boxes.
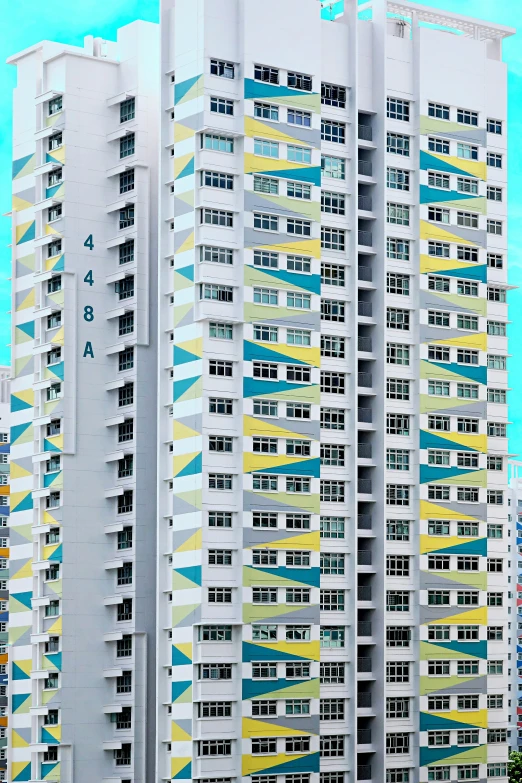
[2,0,521,448]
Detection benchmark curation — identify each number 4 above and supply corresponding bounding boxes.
[84,234,94,250]
[84,270,94,286]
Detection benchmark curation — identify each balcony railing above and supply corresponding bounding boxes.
[358,159,372,176]
[357,657,372,673]
[358,514,372,530]
[358,124,373,141]
[358,479,372,494]
[358,765,372,781]
[357,443,372,459]
[358,230,372,247]
[357,408,372,424]
[358,301,372,317]
[358,585,372,601]
[358,265,372,282]
[357,691,372,708]
[358,621,372,637]
[358,729,372,745]
[358,550,372,566]
[358,195,372,211]
[358,372,372,388]
[358,336,372,352]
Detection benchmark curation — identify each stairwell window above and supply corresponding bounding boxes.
[120,133,135,159]
[387,97,410,121]
[119,169,134,194]
[48,240,62,258]
[321,155,345,179]
[322,82,346,108]
[119,206,134,229]
[322,120,345,144]
[120,97,135,123]
[48,204,62,222]
[387,133,410,156]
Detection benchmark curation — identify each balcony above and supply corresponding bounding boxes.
[358,124,373,141]
[357,372,372,388]
[358,159,372,177]
[358,479,372,494]
[358,336,372,352]
[358,195,372,211]
[357,550,372,566]
[357,443,372,459]
[357,408,372,424]
[358,765,372,781]
[357,729,372,745]
[357,657,372,673]
[358,230,372,247]
[358,514,372,530]
[358,301,372,317]
[357,621,372,637]
[358,265,372,282]
[358,585,372,601]
[357,691,372,708]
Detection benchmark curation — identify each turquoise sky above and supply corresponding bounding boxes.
[2,0,521,450]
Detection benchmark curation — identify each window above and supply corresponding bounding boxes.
[458,143,478,160]
[488,354,506,370]
[116,276,134,301]
[428,102,449,119]
[253,474,277,492]
[387,308,410,330]
[428,172,450,189]
[457,177,479,194]
[321,699,344,721]
[209,322,233,340]
[320,590,344,611]
[387,203,410,226]
[488,320,506,337]
[457,246,479,263]
[253,362,277,380]
[428,137,449,155]
[209,513,232,528]
[387,733,410,755]
[321,155,345,179]
[430,286,452,306]
[198,740,232,757]
[253,287,278,306]
[387,414,410,436]
[118,348,134,372]
[387,485,410,506]
[253,399,278,418]
[287,329,311,347]
[254,102,279,121]
[120,97,135,123]
[209,435,233,454]
[201,208,233,227]
[210,96,234,115]
[387,167,410,190]
[202,133,234,153]
[387,662,410,683]
[287,255,311,273]
[488,422,506,438]
[457,108,478,126]
[209,360,232,377]
[287,182,311,200]
[208,474,233,490]
[457,487,479,503]
[321,335,345,359]
[457,314,478,331]
[387,238,410,261]
[119,205,134,229]
[387,591,410,612]
[487,490,504,506]
[202,170,234,190]
[387,343,410,366]
[387,521,410,541]
[47,239,62,258]
[288,71,312,91]
[320,735,345,758]
[287,218,311,236]
[288,145,311,164]
[387,556,410,577]
[286,476,311,494]
[387,627,411,647]
[428,591,450,606]
[320,627,345,648]
[210,59,235,78]
[322,83,346,108]
[387,133,410,156]
[487,152,502,169]
[457,211,479,229]
[321,227,345,252]
[487,729,507,744]
[429,206,450,224]
[386,449,410,471]
[488,764,507,778]
[487,118,503,134]
[428,310,450,328]
[322,120,345,143]
[116,636,132,658]
[487,185,502,202]
[287,291,311,310]
[287,402,311,419]
[254,64,279,83]
[120,133,135,159]
[487,219,503,236]
[488,660,503,674]
[428,241,450,258]
[429,379,450,397]
[321,263,345,287]
[488,287,507,303]
[321,191,345,215]
[254,212,278,231]
[387,97,410,121]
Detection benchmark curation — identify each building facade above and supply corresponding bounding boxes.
[509,461,522,752]
[7,25,159,783]
[159,1,513,782]
[7,0,515,782]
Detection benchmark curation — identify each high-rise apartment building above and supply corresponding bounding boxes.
[7,0,515,781]
[7,24,159,783]
[0,368,10,780]
[508,461,522,752]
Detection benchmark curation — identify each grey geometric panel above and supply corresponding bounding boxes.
[253,714,320,734]
[244,227,311,251]
[174,227,194,253]
[423,500,486,520]
[250,605,319,625]
[176,306,195,329]
[173,197,194,218]
[421,400,487,418]
[420,603,480,624]
[245,312,321,331]
[245,191,313,220]
[173,604,201,628]
[174,413,202,435]
[172,527,200,551]
[243,490,312,514]
[428,675,487,696]
[430,127,487,146]
[420,571,471,591]
[176,111,204,132]
[243,527,318,549]
[252,414,320,440]
[419,290,483,315]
